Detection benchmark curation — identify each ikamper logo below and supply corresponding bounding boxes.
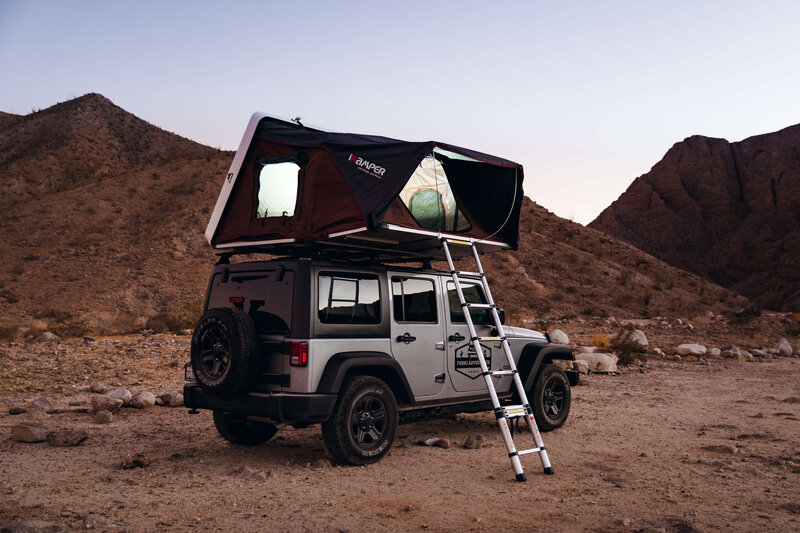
[348,154,386,179]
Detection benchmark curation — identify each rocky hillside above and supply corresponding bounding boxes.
[0,94,748,338]
[590,124,800,311]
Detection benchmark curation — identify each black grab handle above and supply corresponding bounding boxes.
[397,332,416,344]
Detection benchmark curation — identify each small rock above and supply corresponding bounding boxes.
[701,444,738,454]
[90,381,108,394]
[121,453,151,469]
[776,338,793,357]
[418,437,450,449]
[614,327,648,349]
[90,395,123,413]
[46,429,88,447]
[95,410,113,424]
[30,331,61,344]
[107,389,132,406]
[706,348,721,357]
[159,392,184,407]
[750,349,768,357]
[463,434,486,449]
[676,344,706,356]
[154,397,164,406]
[9,405,27,415]
[552,360,572,371]
[11,424,48,443]
[234,466,268,481]
[572,360,590,374]
[0,519,65,533]
[576,346,602,353]
[29,398,56,412]
[549,329,569,345]
[131,391,156,409]
[779,502,800,514]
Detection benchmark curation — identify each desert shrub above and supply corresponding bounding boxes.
[0,324,20,343]
[590,333,611,348]
[0,289,19,304]
[108,312,142,334]
[609,336,646,366]
[49,316,90,339]
[789,312,800,323]
[145,312,189,333]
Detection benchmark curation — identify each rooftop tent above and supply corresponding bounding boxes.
[206,114,525,260]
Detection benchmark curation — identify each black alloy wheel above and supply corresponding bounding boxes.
[322,376,398,465]
[190,307,259,397]
[531,364,571,432]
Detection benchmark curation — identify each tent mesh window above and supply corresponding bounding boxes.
[256,161,300,218]
[399,154,470,233]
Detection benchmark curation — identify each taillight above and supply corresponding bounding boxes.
[229,296,244,304]
[290,342,308,367]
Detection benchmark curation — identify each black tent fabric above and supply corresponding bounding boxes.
[210,116,524,251]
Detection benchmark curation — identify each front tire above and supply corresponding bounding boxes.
[531,364,571,432]
[213,411,278,445]
[322,376,398,465]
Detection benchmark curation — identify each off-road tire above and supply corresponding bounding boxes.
[531,364,571,432]
[213,410,278,445]
[322,376,398,465]
[190,307,259,397]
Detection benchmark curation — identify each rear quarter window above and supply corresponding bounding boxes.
[318,272,381,324]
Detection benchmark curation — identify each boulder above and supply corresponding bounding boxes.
[159,392,184,407]
[549,329,569,344]
[46,429,88,447]
[95,410,113,424]
[552,360,572,371]
[29,398,56,412]
[11,424,48,443]
[776,338,793,357]
[676,344,706,356]
[706,348,721,357]
[576,346,602,353]
[574,352,618,373]
[107,389,132,406]
[131,391,156,409]
[90,395,123,413]
[750,349,769,357]
[29,331,61,344]
[614,327,648,349]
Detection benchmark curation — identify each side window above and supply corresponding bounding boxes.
[257,161,300,218]
[318,273,380,324]
[447,281,490,324]
[392,277,437,323]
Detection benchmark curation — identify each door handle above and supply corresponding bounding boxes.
[397,332,416,344]
[448,332,464,343]
[434,373,446,383]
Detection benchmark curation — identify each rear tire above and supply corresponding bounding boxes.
[213,411,278,445]
[190,307,259,397]
[531,364,571,432]
[322,376,398,465]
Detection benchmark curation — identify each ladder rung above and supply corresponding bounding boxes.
[464,303,493,309]
[452,270,483,278]
[518,448,542,456]
[503,405,527,418]
[488,369,516,377]
[477,336,504,341]
[442,238,473,246]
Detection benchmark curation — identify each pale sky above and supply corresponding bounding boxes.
[1,0,799,224]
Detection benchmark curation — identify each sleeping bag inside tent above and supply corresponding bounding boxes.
[205,114,525,259]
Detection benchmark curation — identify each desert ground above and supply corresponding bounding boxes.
[1,332,799,533]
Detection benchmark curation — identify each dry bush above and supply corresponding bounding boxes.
[0,324,21,343]
[108,311,143,334]
[590,333,611,348]
[609,336,646,366]
[49,316,90,339]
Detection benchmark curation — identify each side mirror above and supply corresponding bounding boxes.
[497,308,506,325]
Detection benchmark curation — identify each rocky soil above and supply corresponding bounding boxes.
[1,322,799,532]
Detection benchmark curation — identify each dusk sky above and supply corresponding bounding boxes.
[1,1,798,223]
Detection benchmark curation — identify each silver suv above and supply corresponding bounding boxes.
[184,256,577,465]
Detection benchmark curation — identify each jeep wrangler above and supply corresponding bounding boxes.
[184,256,577,465]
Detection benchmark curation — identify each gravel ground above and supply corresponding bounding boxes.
[0,336,798,532]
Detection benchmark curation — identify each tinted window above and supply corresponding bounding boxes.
[392,277,437,323]
[447,281,490,324]
[318,273,380,324]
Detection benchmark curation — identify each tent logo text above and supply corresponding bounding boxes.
[348,154,386,179]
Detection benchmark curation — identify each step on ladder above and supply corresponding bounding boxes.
[441,237,554,481]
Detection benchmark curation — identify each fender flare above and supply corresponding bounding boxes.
[517,344,575,393]
[316,351,415,405]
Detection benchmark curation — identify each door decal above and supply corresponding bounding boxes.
[454,342,491,379]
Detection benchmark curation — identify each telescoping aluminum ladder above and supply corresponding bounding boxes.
[441,237,554,481]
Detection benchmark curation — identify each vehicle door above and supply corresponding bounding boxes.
[388,273,446,398]
[444,279,510,393]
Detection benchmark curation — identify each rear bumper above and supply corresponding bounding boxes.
[183,384,337,423]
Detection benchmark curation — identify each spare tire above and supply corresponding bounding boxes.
[190,307,259,397]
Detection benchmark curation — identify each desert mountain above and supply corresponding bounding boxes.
[0,94,746,337]
[590,124,800,311]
